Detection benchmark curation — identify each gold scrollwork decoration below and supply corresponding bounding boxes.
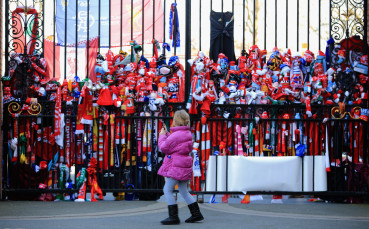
[331,105,362,120]
[28,103,42,115]
[8,102,21,115]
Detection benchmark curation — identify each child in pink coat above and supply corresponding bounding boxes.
[158,110,204,225]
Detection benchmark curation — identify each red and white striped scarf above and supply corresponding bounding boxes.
[98,120,104,169]
[92,105,98,159]
[280,115,289,156]
[196,121,210,180]
[137,113,144,158]
[115,117,126,165]
[142,113,152,161]
[54,87,62,136]
[234,125,243,156]
[103,114,109,170]
[110,114,115,167]
[189,73,208,115]
[126,119,132,165]
[253,127,260,156]
[211,119,233,148]
[115,118,126,145]
[65,110,72,167]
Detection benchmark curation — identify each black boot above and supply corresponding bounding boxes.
[185,202,204,223]
[161,204,180,225]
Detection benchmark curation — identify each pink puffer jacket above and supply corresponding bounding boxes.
[157,126,193,181]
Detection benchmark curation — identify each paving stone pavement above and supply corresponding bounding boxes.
[0,194,369,229]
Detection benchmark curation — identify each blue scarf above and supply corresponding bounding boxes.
[169,3,180,48]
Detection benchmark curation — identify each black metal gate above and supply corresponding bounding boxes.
[1,0,369,201]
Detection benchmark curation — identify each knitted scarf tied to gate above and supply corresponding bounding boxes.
[169,3,180,48]
[12,6,39,55]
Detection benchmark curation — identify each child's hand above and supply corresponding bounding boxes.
[159,126,167,136]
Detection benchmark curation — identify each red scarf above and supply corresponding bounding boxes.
[12,7,39,54]
[54,87,62,136]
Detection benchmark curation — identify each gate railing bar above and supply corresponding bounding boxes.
[152,0,155,56]
[17,115,20,188]
[286,0,288,49]
[131,0,133,42]
[308,0,310,50]
[109,0,111,49]
[364,0,368,53]
[26,118,30,189]
[75,0,78,76]
[329,0,331,40]
[185,0,191,104]
[365,124,368,164]
[163,0,166,46]
[142,0,145,54]
[221,0,224,53]
[174,0,177,56]
[350,120,353,192]
[53,0,56,79]
[199,0,201,51]
[275,0,277,47]
[87,0,90,79]
[0,0,3,200]
[121,0,123,50]
[297,0,299,52]
[211,0,212,55]
[210,0,213,57]
[319,0,321,51]
[98,0,101,52]
[242,0,245,51]
[264,0,266,50]
[232,0,234,14]
[253,0,256,46]
[4,0,8,75]
[24,0,27,55]
[346,1,349,62]
[64,0,67,79]
[42,0,44,55]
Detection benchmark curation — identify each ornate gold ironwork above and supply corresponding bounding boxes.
[28,102,42,115]
[8,101,21,115]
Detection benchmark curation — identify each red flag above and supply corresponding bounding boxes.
[86,37,99,83]
[44,38,61,80]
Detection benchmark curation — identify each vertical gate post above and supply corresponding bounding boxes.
[0,0,3,77]
[329,0,332,39]
[364,0,368,53]
[0,0,3,200]
[4,0,9,76]
[185,0,191,104]
[0,78,3,200]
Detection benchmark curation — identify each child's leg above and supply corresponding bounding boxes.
[163,177,178,205]
[177,180,196,205]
